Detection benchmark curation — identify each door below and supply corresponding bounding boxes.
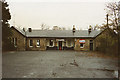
[59,41,62,50]
[90,40,93,51]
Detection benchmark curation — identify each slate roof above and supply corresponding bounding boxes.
[11,26,101,38]
[11,26,26,36]
[25,30,101,38]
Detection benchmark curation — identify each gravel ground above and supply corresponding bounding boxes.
[2,50,118,78]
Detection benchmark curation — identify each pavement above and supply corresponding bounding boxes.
[2,50,118,78]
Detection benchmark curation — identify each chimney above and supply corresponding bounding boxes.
[23,28,25,32]
[72,25,76,34]
[88,25,92,34]
[28,28,32,32]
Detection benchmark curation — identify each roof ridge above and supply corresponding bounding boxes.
[32,29,87,31]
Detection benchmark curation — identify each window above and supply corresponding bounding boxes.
[80,43,84,48]
[12,38,17,47]
[29,40,33,47]
[68,40,71,46]
[73,42,75,47]
[12,38,14,43]
[50,40,53,46]
[14,38,17,46]
[36,40,40,47]
[90,40,93,43]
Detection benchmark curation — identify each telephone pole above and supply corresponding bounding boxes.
[106,14,109,53]
[106,14,108,28]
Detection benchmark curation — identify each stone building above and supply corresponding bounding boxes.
[10,26,102,51]
[94,27,118,53]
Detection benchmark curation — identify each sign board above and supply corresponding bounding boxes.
[79,39,85,43]
[56,39,64,41]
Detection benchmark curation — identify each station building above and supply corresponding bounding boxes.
[10,26,102,51]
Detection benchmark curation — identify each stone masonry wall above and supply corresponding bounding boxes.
[26,38,46,51]
[74,38,94,51]
[11,28,26,51]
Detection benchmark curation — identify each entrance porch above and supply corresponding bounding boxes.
[46,38,74,50]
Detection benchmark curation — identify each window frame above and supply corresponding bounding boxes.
[49,39,53,47]
[29,39,33,47]
[80,43,84,48]
[90,40,93,43]
[36,40,40,47]
[13,37,17,47]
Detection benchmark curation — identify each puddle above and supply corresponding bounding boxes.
[113,70,118,78]
[9,51,15,53]
[96,69,118,78]
[30,72,34,75]
[23,76,27,78]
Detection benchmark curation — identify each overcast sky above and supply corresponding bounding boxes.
[6,0,119,30]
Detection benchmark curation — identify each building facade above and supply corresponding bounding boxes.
[10,26,102,51]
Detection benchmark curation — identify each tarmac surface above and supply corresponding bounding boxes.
[2,50,118,78]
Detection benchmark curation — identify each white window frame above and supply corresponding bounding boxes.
[36,40,40,47]
[80,43,84,48]
[64,41,66,47]
[13,38,17,47]
[49,40,54,47]
[29,40,33,47]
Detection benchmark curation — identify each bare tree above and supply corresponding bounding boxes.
[52,26,65,30]
[41,23,50,30]
[52,26,59,30]
[106,2,119,31]
[62,27,66,30]
[93,24,100,30]
[41,23,46,30]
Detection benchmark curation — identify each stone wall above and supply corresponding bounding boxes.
[94,29,109,51]
[26,38,46,51]
[74,38,94,51]
[94,28,118,53]
[11,27,96,51]
[11,28,26,51]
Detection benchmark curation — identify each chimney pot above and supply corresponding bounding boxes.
[88,25,92,34]
[23,28,25,32]
[72,25,76,33]
[28,28,32,32]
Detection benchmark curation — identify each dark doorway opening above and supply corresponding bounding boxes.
[90,40,93,51]
[59,41,62,50]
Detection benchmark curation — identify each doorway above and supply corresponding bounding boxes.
[58,41,62,50]
[90,40,93,51]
